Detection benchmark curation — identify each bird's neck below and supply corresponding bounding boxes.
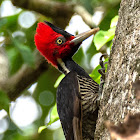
[57,58,91,79]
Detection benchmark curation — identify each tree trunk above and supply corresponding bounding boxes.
[95,0,140,139]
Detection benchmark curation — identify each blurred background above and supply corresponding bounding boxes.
[0,0,120,139]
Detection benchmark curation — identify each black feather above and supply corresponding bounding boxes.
[44,21,73,38]
[57,71,82,140]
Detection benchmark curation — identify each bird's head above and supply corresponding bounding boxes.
[35,21,99,68]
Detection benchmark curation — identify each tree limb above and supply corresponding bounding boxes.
[11,0,75,28]
[0,50,48,101]
[11,0,96,28]
[74,5,97,28]
[11,0,74,18]
[0,47,9,83]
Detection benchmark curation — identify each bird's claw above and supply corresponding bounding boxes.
[98,54,108,98]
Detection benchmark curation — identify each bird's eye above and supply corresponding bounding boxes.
[57,39,63,44]
[56,36,66,45]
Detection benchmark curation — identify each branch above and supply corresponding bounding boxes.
[0,50,48,101]
[0,47,9,83]
[11,0,75,28]
[74,5,97,28]
[11,0,96,28]
[12,0,74,18]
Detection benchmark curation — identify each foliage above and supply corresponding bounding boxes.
[94,15,118,50]
[0,0,120,140]
[38,104,59,133]
[0,90,9,112]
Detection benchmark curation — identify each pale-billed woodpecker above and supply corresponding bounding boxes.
[35,21,103,140]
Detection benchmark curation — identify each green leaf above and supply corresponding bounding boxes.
[38,104,59,133]
[7,47,23,75]
[94,27,115,50]
[0,13,19,33]
[90,58,108,84]
[94,15,118,50]
[47,104,59,126]
[54,74,65,88]
[38,125,47,133]
[13,39,35,66]
[110,15,119,28]
[99,4,119,31]
[0,0,3,5]
[89,65,101,84]
[0,90,10,112]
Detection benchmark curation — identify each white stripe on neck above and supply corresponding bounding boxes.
[57,58,70,74]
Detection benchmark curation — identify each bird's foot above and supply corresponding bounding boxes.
[98,54,108,98]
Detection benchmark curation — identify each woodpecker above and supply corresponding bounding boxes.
[35,21,100,140]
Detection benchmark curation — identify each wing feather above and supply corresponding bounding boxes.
[57,71,82,140]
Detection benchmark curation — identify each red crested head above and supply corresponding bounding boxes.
[35,21,75,67]
[35,21,99,68]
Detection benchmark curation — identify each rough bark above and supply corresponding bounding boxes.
[95,0,140,139]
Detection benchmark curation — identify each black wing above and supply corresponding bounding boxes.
[57,71,82,140]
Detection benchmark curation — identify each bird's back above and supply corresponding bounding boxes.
[77,75,99,139]
[57,71,99,140]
